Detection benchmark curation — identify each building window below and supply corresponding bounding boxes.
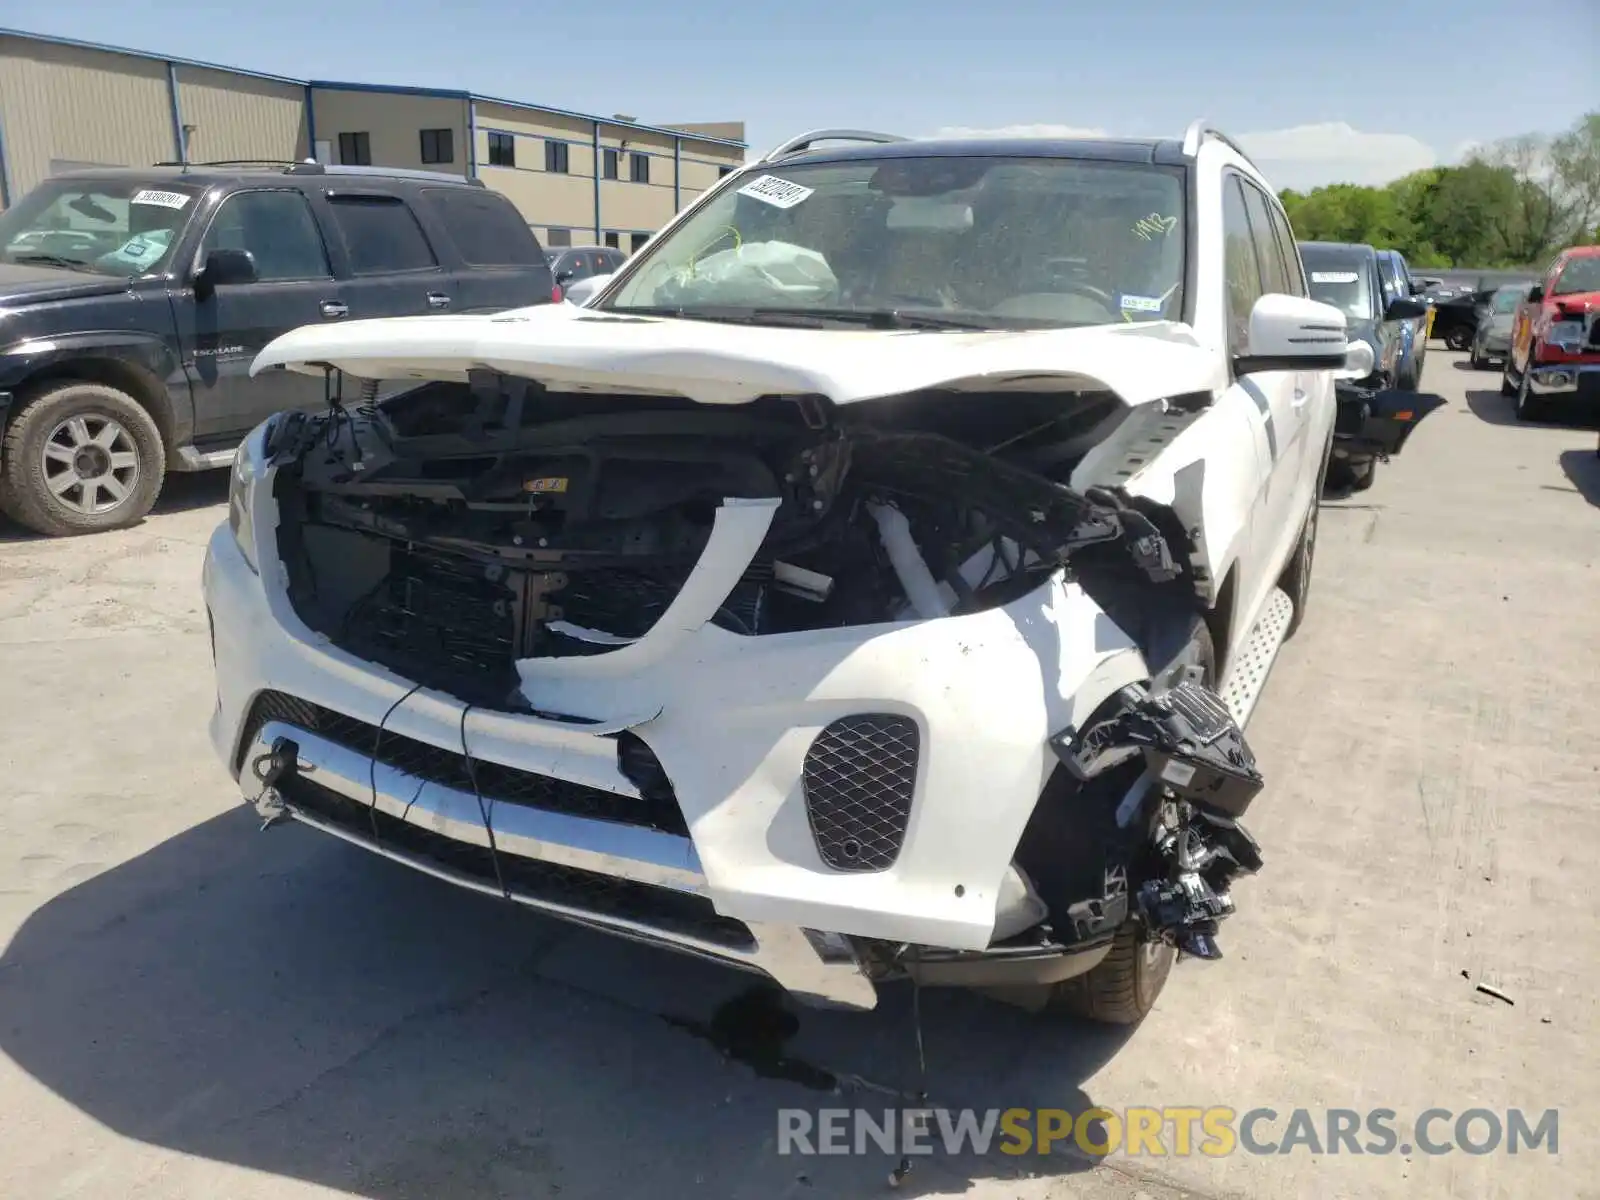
[545,227,572,248]
[487,131,516,168]
[629,152,650,184]
[603,231,620,249]
[718,165,734,178]
[419,128,454,165]
[602,148,619,180]
[545,141,569,174]
[337,132,371,166]
[630,232,650,254]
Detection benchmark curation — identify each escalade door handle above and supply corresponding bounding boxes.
[320,300,348,319]
[426,292,452,310]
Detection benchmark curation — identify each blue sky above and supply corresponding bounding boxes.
[6,0,1597,190]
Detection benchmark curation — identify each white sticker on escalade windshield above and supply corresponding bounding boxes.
[736,175,814,209]
[131,188,192,210]
[1311,270,1359,284]
[1119,294,1164,313]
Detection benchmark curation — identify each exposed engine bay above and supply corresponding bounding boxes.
[253,369,1263,984]
[267,371,1188,711]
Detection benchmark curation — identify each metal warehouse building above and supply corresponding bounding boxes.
[0,28,747,252]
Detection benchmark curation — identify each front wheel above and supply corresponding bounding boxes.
[1514,359,1548,422]
[1445,326,1472,352]
[0,382,166,536]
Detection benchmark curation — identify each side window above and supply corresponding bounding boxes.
[420,188,543,266]
[327,195,438,274]
[199,190,331,281]
[1221,175,1262,355]
[1240,182,1290,296]
[1267,205,1306,297]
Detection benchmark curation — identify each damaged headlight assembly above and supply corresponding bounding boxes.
[228,419,273,574]
[1051,680,1265,962]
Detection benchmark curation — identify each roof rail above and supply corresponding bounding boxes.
[1180,119,1260,170]
[153,158,316,170]
[148,160,483,186]
[758,129,906,165]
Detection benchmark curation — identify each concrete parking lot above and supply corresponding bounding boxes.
[1,350,1595,1200]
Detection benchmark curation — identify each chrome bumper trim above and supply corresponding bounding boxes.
[241,720,879,1010]
[1528,362,1600,397]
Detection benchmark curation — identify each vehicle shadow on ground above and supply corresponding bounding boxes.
[1464,389,1599,431]
[0,470,229,544]
[1558,449,1600,508]
[0,809,1132,1198]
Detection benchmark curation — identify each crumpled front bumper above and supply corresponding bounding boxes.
[203,484,1153,1004]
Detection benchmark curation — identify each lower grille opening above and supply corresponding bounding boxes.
[285,774,753,950]
[240,689,688,836]
[801,714,920,873]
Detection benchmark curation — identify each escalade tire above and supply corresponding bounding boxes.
[0,383,166,537]
[1045,616,1215,1026]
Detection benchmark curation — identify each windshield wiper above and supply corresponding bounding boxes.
[610,305,997,331]
[11,253,95,272]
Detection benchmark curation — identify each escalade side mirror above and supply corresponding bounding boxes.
[554,268,576,286]
[194,247,258,299]
[1384,297,1429,322]
[562,272,614,307]
[1235,294,1351,374]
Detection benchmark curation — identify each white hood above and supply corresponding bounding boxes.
[251,302,1224,408]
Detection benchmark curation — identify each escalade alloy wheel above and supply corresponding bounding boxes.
[0,382,166,537]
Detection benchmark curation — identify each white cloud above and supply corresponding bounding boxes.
[929,120,1441,191]
[1234,123,1437,190]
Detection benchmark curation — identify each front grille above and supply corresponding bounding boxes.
[284,773,752,949]
[801,714,920,872]
[239,689,688,835]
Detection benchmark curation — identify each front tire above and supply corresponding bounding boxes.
[1278,459,1325,639]
[1514,358,1548,422]
[0,382,165,537]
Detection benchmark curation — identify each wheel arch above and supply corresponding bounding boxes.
[5,345,180,451]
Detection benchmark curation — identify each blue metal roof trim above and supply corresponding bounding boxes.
[1,27,747,150]
[0,25,303,84]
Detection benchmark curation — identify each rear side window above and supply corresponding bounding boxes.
[421,188,545,267]
[327,194,438,274]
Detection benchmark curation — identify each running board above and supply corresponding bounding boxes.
[1218,587,1294,729]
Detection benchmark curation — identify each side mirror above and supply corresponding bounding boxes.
[1332,339,1376,381]
[194,247,257,298]
[554,268,576,286]
[1384,297,1429,322]
[1526,285,1544,304]
[1235,294,1350,374]
[561,272,614,307]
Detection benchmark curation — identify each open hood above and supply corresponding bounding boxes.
[251,303,1224,408]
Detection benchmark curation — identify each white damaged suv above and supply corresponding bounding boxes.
[204,123,1381,1024]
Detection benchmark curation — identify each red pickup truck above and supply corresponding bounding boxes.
[1502,245,1600,422]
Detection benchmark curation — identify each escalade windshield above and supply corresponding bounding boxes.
[603,155,1186,330]
[0,178,201,277]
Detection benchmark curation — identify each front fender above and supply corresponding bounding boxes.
[0,331,190,442]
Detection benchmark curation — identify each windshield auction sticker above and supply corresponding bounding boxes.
[1311,271,1360,284]
[131,189,192,209]
[737,175,815,209]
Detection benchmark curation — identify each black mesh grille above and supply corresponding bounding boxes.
[801,714,920,872]
[238,689,688,836]
[283,774,752,949]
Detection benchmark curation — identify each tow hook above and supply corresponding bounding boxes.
[248,736,299,830]
[1051,679,1266,959]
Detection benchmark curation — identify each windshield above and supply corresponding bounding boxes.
[1302,254,1374,320]
[603,155,1186,330]
[1552,256,1600,296]
[1491,286,1524,314]
[0,178,201,277]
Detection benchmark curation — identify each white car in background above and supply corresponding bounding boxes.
[204,122,1382,1025]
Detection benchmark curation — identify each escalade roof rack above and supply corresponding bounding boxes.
[150,160,484,185]
[758,129,907,164]
[1180,119,1261,171]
